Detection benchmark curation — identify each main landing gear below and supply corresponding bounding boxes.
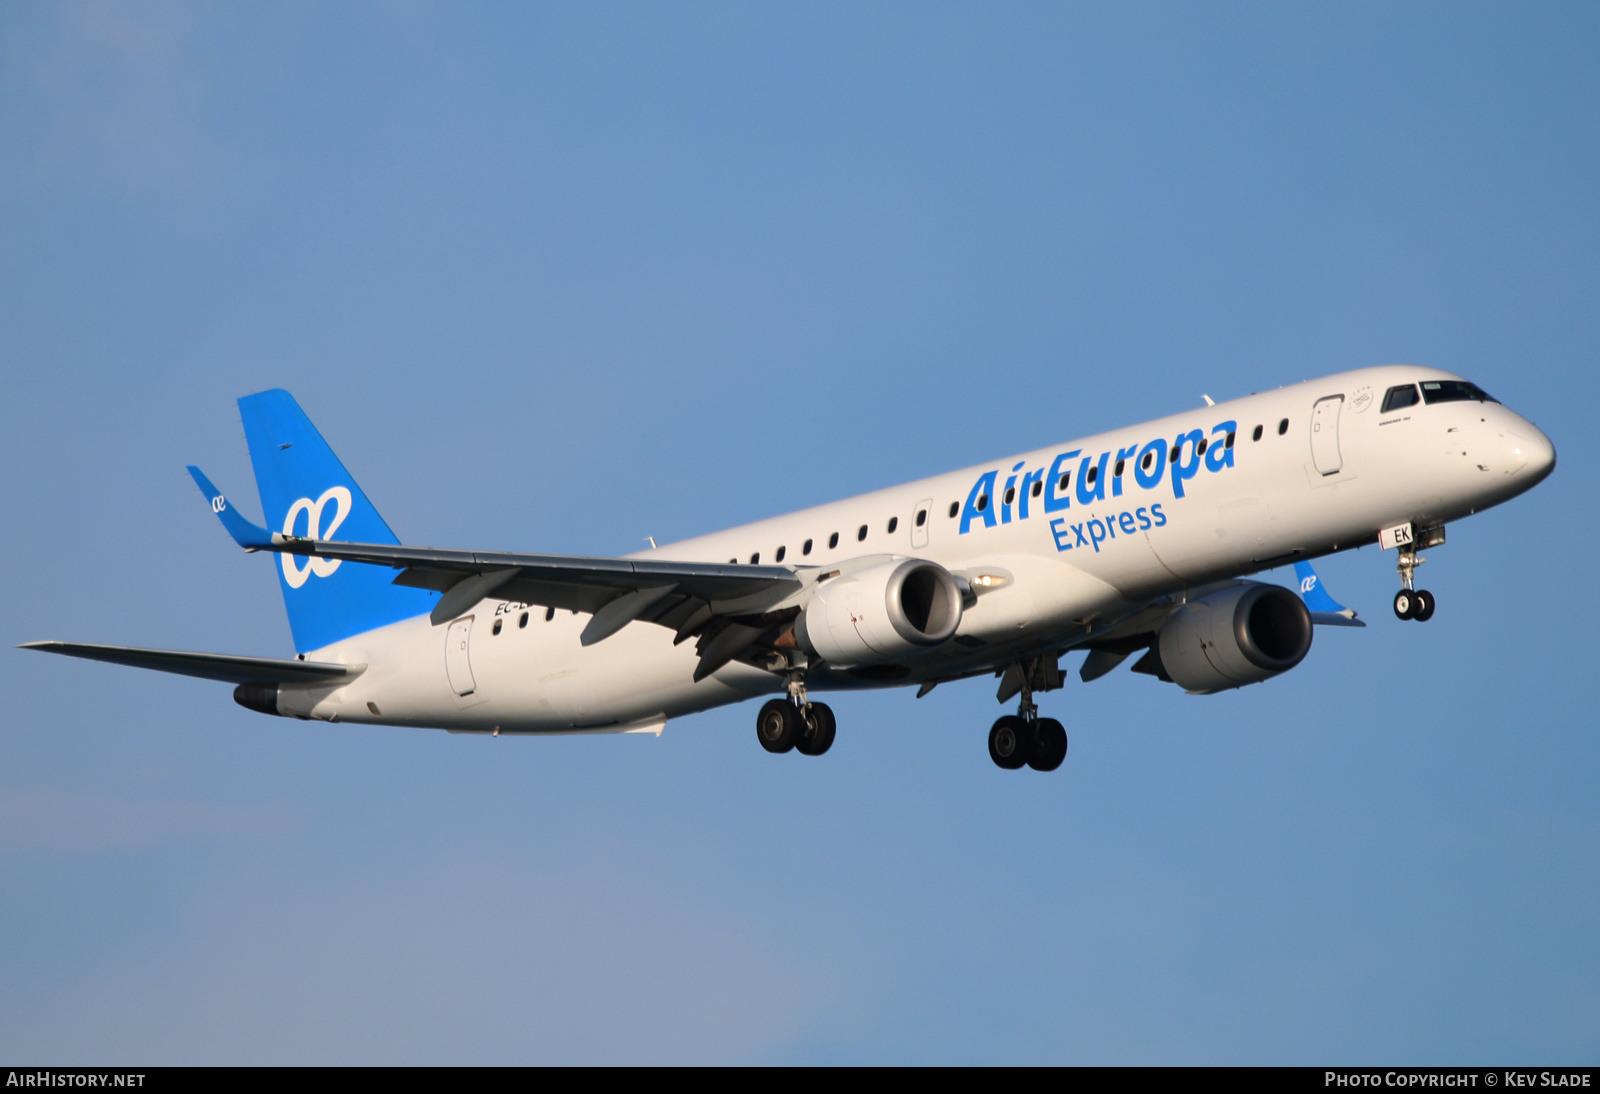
[1392,540,1437,622]
[988,664,1067,772]
[755,673,835,757]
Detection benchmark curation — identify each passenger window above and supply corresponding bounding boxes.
[1003,486,1016,504]
[1030,481,1041,497]
[829,532,839,549]
[775,545,786,562]
[1058,472,1070,491]
[750,552,760,564]
[1226,431,1235,448]
[545,606,555,621]
[1142,451,1154,470]
[492,618,503,636]
[1278,418,1289,435]
[1381,384,1419,412]
[1197,438,1207,455]
[857,524,867,541]
[1169,445,1179,462]
[887,516,898,533]
[1086,466,1097,485]
[803,539,813,555]
[519,611,529,629]
[1252,424,1263,441]
[1114,459,1125,477]
[976,494,988,512]
[948,502,958,518]
[916,509,927,526]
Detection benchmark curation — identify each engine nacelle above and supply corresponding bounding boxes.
[795,559,963,668]
[233,683,284,716]
[1157,582,1313,693]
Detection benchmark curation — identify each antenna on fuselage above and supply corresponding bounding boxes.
[1202,394,1215,406]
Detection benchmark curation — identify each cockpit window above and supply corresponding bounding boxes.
[1381,384,1419,412]
[1420,380,1498,405]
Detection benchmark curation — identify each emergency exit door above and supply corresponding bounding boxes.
[445,615,477,696]
[911,498,933,548]
[1311,395,1344,476]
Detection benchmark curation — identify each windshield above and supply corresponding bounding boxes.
[1381,384,1419,412]
[1420,380,1498,405]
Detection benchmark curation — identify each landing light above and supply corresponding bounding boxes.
[972,574,1008,589]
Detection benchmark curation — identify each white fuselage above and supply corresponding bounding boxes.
[284,366,1554,733]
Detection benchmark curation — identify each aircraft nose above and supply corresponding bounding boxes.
[1507,422,1556,482]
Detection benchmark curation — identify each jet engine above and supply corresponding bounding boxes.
[233,683,283,716]
[795,559,963,668]
[1156,582,1313,693]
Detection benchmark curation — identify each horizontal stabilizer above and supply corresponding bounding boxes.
[187,466,273,550]
[20,641,362,685]
[1293,561,1364,627]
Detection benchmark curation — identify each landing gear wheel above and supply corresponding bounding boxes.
[1028,718,1068,772]
[1393,590,1417,620]
[989,715,1032,770]
[796,702,836,756]
[756,698,799,754]
[1412,589,1435,622]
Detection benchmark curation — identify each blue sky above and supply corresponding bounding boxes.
[1,2,1596,1064]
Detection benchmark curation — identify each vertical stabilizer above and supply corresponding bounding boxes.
[238,390,437,653]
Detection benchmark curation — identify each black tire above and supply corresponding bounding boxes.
[796,702,837,756]
[1393,590,1416,620]
[988,716,1031,770]
[1028,718,1068,772]
[1412,589,1435,622]
[756,698,798,753]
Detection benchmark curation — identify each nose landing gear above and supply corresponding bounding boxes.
[1392,537,1438,622]
[1392,587,1435,622]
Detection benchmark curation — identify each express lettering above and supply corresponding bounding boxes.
[1049,504,1165,553]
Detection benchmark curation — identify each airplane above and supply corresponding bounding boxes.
[23,366,1555,772]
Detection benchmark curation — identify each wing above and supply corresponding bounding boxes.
[190,462,808,673]
[190,461,800,620]
[20,641,361,685]
[267,536,804,638]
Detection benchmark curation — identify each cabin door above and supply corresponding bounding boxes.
[445,615,477,697]
[1310,395,1345,476]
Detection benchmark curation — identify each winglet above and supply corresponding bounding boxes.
[187,465,273,550]
[1294,561,1365,628]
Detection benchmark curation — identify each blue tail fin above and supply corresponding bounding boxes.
[238,390,437,653]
